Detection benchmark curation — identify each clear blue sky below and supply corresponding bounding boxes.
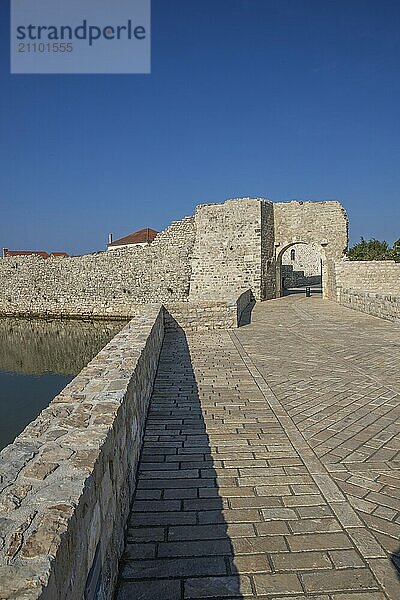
[1,0,399,255]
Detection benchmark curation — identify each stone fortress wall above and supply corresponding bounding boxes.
[0,217,196,319]
[0,197,346,320]
[0,196,397,323]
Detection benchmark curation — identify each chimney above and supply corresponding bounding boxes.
[108,233,113,245]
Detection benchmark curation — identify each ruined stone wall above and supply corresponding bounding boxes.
[0,305,164,600]
[189,198,268,302]
[0,217,195,318]
[273,201,348,298]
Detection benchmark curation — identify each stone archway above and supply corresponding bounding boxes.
[275,241,326,298]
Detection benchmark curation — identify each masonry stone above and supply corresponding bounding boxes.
[1,196,398,322]
[0,197,351,319]
[0,195,399,597]
[189,198,268,301]
[0,305,165,600]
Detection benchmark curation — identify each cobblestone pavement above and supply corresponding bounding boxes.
[116,295,400,599]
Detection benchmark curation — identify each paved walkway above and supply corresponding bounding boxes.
[116,295,400,599]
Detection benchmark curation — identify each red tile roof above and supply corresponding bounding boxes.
[3,249,68,258]
[109,228,159,247]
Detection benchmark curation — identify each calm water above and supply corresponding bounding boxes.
[0,317,126,451]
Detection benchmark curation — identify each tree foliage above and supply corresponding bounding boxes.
[391,239,400,262]
[348,237,400,262]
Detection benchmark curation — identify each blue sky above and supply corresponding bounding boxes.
[1,0,399,254]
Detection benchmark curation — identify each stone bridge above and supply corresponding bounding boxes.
[0,197,399,599]
[1,293,399,599]
[116,295,400,600]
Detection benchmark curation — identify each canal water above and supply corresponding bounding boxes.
[0,318,126,451]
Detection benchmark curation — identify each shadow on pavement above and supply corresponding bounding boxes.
[391,550,400,580]
[115,322,245,599]
[238,299,256,327]
[283,286,322,296]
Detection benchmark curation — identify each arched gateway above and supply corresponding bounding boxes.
[272,200,348,299]
[277,241,323,297]
[189,198,349,303]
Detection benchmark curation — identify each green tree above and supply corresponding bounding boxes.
[348,238,393,261]
[389,239,400,262]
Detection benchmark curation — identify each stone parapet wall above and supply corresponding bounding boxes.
[0,288,255,600]
[337,288,400,324]
[165,290,255,332]
[334,260,400,295]
[0,305,164,600]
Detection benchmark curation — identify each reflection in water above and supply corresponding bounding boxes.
[0,317,127,450]
[0,317,127,376]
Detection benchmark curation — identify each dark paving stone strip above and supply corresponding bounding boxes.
[114,327,245,599]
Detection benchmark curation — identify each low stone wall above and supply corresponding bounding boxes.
[165,302,236,332]
[165,290,255,332]
[337,288,400,324]
[0,304,164,600]
[334,260,400,296]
